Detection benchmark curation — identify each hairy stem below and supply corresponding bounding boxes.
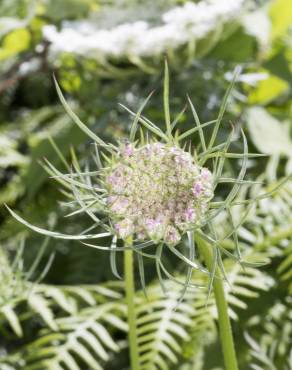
[196,235,238,370]
[124,248,140,370]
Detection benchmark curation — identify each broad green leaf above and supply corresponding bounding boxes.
[248,74,289,104]
[209,26,257,62]
[247,107,292,156]
[270,0,292,40]
[0,28,30,60]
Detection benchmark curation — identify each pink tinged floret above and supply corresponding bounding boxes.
[201,167,212,180]
[110,197,129,214]
[204,189,213,198]
[185,207,196,222]
[115,219,134,239]
[107,195,117,204]
[145,218,157,231]
[164,226,181,246]
[107,174,117,186]
[145,216,166,241]
[192,182,203,197]
[122,144,134,157]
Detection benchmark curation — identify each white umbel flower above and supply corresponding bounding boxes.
[43,0,244,61]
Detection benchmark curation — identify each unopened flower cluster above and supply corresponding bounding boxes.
[105,143,213,246]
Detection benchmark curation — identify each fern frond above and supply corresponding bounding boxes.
[238,180,292,292]
[135,280,214,370]
[223,257,275,319]
[0,281,126,370]
[21,301,127,370]
[245,298,292,370]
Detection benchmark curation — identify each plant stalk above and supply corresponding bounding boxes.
[196,235,238,370]
[124,248,140,370]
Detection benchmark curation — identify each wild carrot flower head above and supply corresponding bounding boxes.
[105,142,213,245]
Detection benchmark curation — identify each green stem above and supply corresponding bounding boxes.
[196,235,238,370]
[124,248,140,370]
